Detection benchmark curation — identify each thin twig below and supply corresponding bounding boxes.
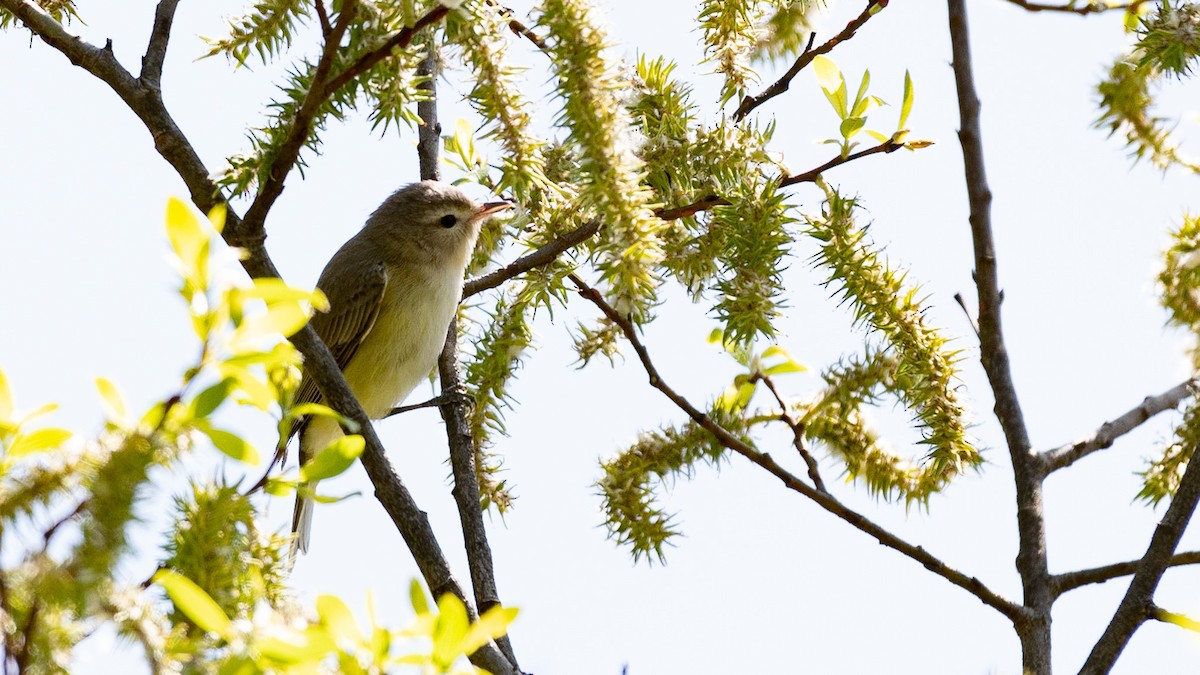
[948,1,1049,669]
[485,0,549,51]
[655,195,731,221]
[1042,379,1197,473]
[1001,0,1137,15]
[139,0,179,87]
[733,0,886,121]
[463,219,600,298]
[1053,551,1200,596]
[323,4,451,93]
[314,0,332,38]
[420,31,520,671]
[568,272,1026,623]
[755,373,826,492]
[780,138,904,188]
[1080,444,1200,673]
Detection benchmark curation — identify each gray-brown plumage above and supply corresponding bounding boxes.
[290,181,510,553]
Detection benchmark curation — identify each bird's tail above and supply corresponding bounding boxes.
[291,492,314,556]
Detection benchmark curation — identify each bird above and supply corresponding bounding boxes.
[289,181,511,554]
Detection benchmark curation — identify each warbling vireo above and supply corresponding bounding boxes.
[290,181,511,553]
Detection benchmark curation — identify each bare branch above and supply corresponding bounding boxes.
[568,272,1026,624]
[463,220,600,298]
[1151,605,1200,633]
[139,0,179,87]
[780,138,905,188]
[1053,551,1200,596]
[1042,379,1198,473]
[1080,445,1200,673]
[948,1,1050,667]
[1001,0,1137,15]
[655,195,731,221]
[755,373,826,493]
[733,0,886,122]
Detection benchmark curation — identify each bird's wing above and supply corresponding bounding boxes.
[292,260,388,410]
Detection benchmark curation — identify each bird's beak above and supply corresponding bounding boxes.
[470,201,514,224]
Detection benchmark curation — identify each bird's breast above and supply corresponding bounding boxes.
[341,263,464,418]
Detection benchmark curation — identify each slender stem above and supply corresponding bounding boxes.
[947,1,1049,669]
[1080,445,1200,673]
[1151,605,1200,633]
[1053,551,1200,597]
[1001,0,1137,15]
[420,32,520,672]
[733,0,886,121]
[569,273,1025,623]
[755,373,826,492]
[1042,379,1197,472]
[323,4,451,93]
[314,0,332,38]
[779,138,904,188]
[139,0,179,87]
[462,219,599,298]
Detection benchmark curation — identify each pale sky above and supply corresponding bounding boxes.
[3,1,1200,673]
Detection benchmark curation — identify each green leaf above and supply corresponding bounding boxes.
[264,478,296,496]
[764,361,807,376]
[227,301,312,352]
[850,69,871,117]
[300,434,365,482]
[865,129,890,143]
[898,71,914,130]
[812,55,840,94]
[95,377,127,422]
[840,117,866,139]
[196,422,261,464]
[190,378,235,419]
[154,570,233,638]
[235,278,329,312]
[8,428,72,458]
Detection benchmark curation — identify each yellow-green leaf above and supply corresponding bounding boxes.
[0,369,12,423]
[166,197,207,286]
[236,278,329,312]
[432,594,470,667]
[197,423,261,464]
[459,605,518,655]
[208,203,227,234]
[227,302,312,353]
[898,70,914,130]
[8,428,72,458]
[154,570,233,638]
[812,55,840,95]
[95,377,128,422]
[409,578,430,616]
[317,595,364,644]
[301,435,365,482]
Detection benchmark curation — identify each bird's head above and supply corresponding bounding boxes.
[366,181,512,265]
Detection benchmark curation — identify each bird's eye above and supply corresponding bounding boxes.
[440,214,458,228]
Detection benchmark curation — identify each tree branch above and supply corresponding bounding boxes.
[314,0,332,38]
[1042,378,1197,473]
[1053,551,1200,596]
[779,138,905,188]
[1080,444,1200,673]
[420,32,520,672]
[0,6,516,672]
[948,1,1050,668]
[139,0,179,87]
[322,4,451,94]
[568,272,1026,624]
[754,373,826,493]
[733,0,886,121]
[240,0,358,234]
[1000,0,1136,15]
[462,219,600,298]
[485,0,549,52]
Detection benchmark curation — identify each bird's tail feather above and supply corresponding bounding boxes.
[291,493,314,556]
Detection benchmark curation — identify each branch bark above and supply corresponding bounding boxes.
[139,0,179,88]
[1001,0,1137,15]
[462,219,599,298]
[1079,445,1200,673]
[420,32,521,672]
[1053,551,1200,597]
[947,0,1049,670]
[1042,379,1197,473]
[568,273,1026,624]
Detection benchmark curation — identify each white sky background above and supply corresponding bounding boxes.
[3,0,1200,673]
